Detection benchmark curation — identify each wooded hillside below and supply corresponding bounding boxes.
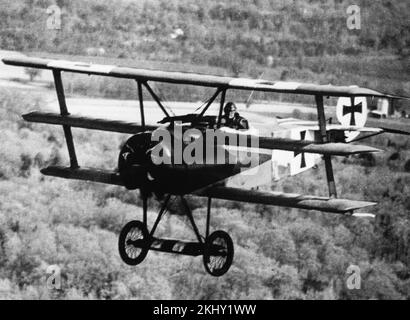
[0,0,409,299]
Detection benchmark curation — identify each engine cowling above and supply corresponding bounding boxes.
[118,133,153,190]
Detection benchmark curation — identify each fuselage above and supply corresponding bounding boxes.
[118,123,271,194]
[117,114,336,194]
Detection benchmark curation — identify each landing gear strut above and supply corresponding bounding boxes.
[118,194,234,276]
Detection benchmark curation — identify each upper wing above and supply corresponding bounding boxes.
[3,55,408,99]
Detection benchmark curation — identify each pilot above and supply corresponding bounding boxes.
[220,102,249,130]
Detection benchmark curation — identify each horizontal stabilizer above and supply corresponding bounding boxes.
[41,166,124,185]
[23,111,156,134]
[194,186,376,214]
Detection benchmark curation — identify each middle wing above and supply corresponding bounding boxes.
[220,131,381,156]
[22,111,380,156]
[22,111,157,134]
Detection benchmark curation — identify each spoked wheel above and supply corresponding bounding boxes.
[203,230,234,277]
[118,220,150,266]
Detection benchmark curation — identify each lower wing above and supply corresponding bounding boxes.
[40,166,375,215]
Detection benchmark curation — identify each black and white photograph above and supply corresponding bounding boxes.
[0,0,409,305]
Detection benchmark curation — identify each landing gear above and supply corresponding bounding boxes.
[203,230,234,277]
[118,220,149,266]
[118,194,235,276]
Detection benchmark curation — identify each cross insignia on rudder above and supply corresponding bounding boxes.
[294,131,307,168]
[343,101,362,126]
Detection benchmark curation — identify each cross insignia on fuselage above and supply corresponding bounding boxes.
[343,101,362,126]
[294,130,307,168]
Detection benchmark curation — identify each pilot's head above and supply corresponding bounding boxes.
[224,102,237,119]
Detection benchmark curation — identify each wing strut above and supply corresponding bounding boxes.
[137,81,146,130]
[198,88,222,118]
[217,89,227,128]
[316,95,337,198]
[142,82,170,117]
[52,70,79,169]
[206,197,212,238]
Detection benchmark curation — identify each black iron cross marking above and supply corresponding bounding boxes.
[343,100,362,126]
[294,130,307,168]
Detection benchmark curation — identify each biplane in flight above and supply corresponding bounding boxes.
[2,55,410,276]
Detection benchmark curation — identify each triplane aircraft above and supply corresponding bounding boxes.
[2,55,410,276]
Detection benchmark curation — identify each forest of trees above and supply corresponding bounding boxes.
[0,0,409,299]
[2,0,409,60]
[2,0,408,104]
